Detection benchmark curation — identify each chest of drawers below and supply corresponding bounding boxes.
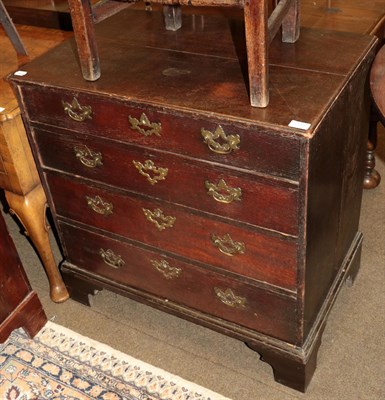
[9,9,376,392]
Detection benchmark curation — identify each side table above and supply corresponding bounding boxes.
[0,24,71,302]
[301,0,385,188]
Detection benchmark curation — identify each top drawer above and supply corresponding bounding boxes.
[21,86,301,180]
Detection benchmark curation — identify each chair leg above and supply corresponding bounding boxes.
[163,5,182,31]
[363,109,381,189]
[67,0,100,81]
[0,0,27,55]
[244,0,269,108]
[282,0,300,43]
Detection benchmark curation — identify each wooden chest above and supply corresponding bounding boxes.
[9,9,376,392]
[0,209,46,342]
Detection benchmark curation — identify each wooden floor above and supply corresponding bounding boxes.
[4,0,73,30]
[4,0,385,36]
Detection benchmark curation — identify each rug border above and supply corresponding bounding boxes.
[38,321,233,400]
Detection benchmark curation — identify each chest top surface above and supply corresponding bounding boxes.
[9,8,376,135]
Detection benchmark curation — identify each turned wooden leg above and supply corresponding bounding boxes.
[364,105,381,189]
[5,186,69,303]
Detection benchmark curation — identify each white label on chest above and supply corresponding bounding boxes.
[288,120,311,130]
[14,70,28,76]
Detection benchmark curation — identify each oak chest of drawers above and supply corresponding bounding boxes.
[9,9,376,392]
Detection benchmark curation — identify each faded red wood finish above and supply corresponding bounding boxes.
[9,9,376,392]
[3,1,385,187]
[32,128,300,236]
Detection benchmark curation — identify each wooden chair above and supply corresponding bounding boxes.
[67,0,300,108]
[0,0,27,55]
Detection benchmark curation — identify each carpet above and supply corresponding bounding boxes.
[0,321,232,400]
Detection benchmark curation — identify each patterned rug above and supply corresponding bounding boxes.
[0,321,232,400]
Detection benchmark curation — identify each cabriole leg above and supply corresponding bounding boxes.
[5,186,69,303]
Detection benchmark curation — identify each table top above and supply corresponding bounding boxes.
[0,24,71,122]
[9,8,376,136]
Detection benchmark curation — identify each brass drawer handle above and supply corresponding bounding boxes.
[205,179,242,204]
[214,287,247,309]
[143,208,176,231]
[62,98,92,122]
[211,233,245,256]
[128,113,161,137]
[74,145,103,168]
[133,159,168,185]
[86,195,113,216]
[201,125,240,154]
[99,248,125,269]
[150,259,182,279]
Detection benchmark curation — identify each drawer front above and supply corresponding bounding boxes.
[23,86,301,180]
[60,222,297,343]
[34,128,299,235]
[47,173,298,291]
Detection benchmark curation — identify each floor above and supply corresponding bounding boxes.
[4,126,385,400]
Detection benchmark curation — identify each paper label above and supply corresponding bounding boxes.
[288,120,311,130]
[14,70,28,76]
